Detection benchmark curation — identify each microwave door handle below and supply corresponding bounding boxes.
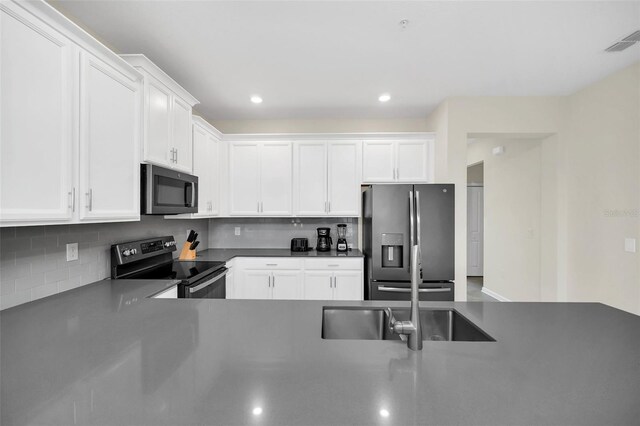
[190,182,196,207]
[189,269,228,294]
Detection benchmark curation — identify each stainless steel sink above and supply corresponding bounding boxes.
[321,307,495,342]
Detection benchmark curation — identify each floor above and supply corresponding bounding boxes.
[467,276,499,302]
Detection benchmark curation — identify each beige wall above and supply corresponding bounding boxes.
[467,162,483,184]
[210,118,430,134]
[428,61,640,314]
[468,138,548,301]
[561,63,640,313]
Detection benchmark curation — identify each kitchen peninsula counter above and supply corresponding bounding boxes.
[1,278,639,425]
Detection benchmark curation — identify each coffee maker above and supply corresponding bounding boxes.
[316,227,332,252]
[336,224,348,252]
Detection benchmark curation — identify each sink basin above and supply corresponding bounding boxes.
[321,307,495,342]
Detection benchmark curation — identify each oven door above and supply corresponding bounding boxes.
[179,267,227,299]
[142,164,198,214]
[371,281,454,301]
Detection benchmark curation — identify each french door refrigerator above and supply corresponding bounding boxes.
[363,184,455,301]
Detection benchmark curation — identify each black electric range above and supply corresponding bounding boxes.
[111,236,227,299]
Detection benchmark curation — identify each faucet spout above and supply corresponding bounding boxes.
[386,245,423,350]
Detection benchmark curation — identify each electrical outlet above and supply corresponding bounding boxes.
[66,243,78,261]
[624,238,636,253]
[234,227,241,236]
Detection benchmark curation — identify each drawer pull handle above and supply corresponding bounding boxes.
[266,263,278,266]
[328,264,339,267]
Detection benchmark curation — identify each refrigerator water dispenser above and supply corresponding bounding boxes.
[381,233,403,268]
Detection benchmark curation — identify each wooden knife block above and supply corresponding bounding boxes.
[179,242,196,260]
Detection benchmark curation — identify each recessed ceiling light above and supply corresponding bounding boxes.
[252,407,263,416]
[250,95,263,104]
[379,409,390,418]
[378,93,391,103]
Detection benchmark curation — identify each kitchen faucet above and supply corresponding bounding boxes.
[386,245,423,350]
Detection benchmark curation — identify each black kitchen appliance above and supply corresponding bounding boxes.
[141,164,198,215]
[363,184,455,301]
[336,224,348,252]
[291,238,310,252]
[111,236,226,299]
[316,227,332,252]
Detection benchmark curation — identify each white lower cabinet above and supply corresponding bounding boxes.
[237,269,302,300]
[229,257,363,301]
[303,259,363,301]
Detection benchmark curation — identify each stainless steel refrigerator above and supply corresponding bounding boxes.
[363,184,455,301]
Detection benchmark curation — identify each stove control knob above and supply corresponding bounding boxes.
[164,242,172,248]
[122,249,131,257]
[130,249,138,255]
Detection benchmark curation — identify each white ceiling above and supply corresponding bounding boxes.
[49,1,640,122]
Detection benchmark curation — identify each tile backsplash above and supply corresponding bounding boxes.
[0,217,208,310]
[208,217,358,249]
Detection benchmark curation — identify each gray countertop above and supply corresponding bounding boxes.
[195,248,364,262]
[1,278,639,425]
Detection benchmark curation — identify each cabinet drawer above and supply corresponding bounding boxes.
[236,257,302,270]
[304,258,363,270]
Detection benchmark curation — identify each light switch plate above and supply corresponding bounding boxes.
[234,227,241,236]
[624,238,636,253]
[66,243,78,261]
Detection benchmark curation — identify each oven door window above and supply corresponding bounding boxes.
[154,175,193,207]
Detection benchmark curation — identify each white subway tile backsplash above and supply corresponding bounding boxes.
[32,282,59,300]
[0,216,208,310]
[15,273,45,292]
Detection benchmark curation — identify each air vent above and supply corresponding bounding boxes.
[605,41,636,52]
[622,30,640,42]
[605,30,640,52]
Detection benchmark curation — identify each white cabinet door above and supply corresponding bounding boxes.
[303,271,333,300]
[209,134,220,215]
[171,96,193,172]
[362,141,394,182]
[271,270,302,300]
[294,142,327,216]
[333,271,363,301]
[145,78,172,166]
[1,8,75,222]
[328,142,360,216]
[78,52,140,221]
[239,270,271,299]
[229,142,261,215]
[192,125,210,216]
[396,140,428,182]
[225,268,235,299]
[260,142,292,215]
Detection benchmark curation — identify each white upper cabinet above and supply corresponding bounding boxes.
[294,142,327,216]
[294,141,360,217]
[362,141,395,182]
[1,5,75,223]
[189,116,220,218]
[327,142,361,216]
[120,54,198,173]
[79,51,141,221]
[171,96,193,172]
[1,1,143,227]
[229,141,292,216]
[362,139,433,183]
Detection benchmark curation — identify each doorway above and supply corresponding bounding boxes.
[466,162,492,301]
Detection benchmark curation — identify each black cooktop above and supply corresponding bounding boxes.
[130,260,225,283]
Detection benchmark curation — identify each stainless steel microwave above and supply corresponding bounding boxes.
[141,164,198,215]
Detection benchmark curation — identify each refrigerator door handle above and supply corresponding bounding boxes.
[377,285,451,293]
[409,190,415,249]
[415,190,423,277]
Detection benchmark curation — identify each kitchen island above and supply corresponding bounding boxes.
[1,278,639,425]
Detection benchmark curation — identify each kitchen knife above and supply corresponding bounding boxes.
[189,241,200,250]
[192,232,198,242]
[187,230,196,242]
